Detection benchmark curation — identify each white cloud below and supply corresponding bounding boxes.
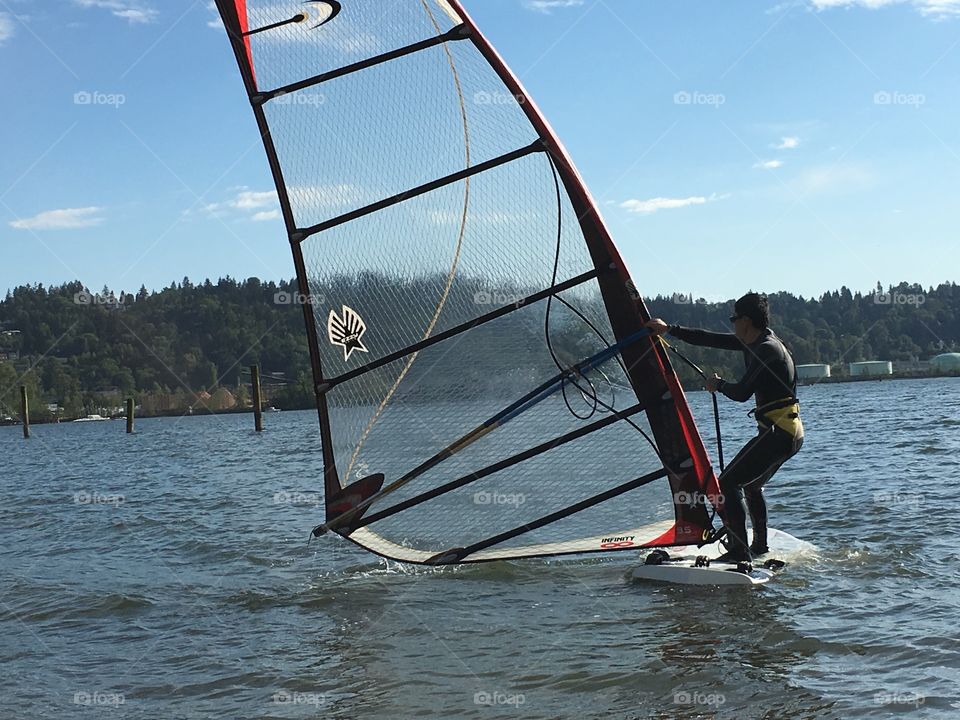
[810,0,960,18]
[775,136,800,149]
[206,1,222,29]
[0,13,14,44]
[523,0,586,13]
[793,164,875,194]
[619,193,727,215]
[9,207,104,230]
[198,188,280,222]
[287,184,366,209]
[73,0,158,24]
[232,190,278,210]
[754,159,784,169]
[197,185,366,223]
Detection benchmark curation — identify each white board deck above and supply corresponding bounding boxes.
[629,528,810,586]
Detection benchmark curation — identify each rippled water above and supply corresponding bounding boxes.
[2,377,959,718]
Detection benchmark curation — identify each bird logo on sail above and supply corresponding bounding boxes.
[328,305,368,361]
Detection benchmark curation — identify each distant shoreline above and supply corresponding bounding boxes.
[797,371,960,386]
[4,372,958,428]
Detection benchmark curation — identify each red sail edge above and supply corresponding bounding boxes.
[232,0,256,86]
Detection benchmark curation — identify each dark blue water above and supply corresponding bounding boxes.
[2,377,958,718]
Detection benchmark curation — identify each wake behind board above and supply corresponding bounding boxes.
[630,528,807,586]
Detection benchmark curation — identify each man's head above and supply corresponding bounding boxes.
[729,292,769,342]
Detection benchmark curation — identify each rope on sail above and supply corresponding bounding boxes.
[344,0,471,481]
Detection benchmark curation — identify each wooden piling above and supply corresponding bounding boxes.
[20,386,29,439]
[251,365,263,432]
[126,398,134,434]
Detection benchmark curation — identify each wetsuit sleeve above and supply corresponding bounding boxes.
[668,325,743,351]
[719,344,777,402]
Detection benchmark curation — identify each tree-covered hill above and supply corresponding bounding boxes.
[0,277,956,420]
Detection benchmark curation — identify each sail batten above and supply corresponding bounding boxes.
[255,25,469,103]
[293,140,544,241]
[215,0,721,564]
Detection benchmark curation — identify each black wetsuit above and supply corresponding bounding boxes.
[668,325,804,557]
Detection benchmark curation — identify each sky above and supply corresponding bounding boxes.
[0,0,958,301]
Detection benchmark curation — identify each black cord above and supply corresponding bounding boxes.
[542,152,662,459]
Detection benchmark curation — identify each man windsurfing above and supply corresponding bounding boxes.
[645,292,804,562]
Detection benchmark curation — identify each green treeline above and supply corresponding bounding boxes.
[0,278,956,421]
[646,281,958,383]
[0,278,310,421]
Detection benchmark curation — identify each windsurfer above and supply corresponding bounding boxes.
[645,292,804,562]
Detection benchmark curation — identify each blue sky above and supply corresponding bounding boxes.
[0,0,958,301]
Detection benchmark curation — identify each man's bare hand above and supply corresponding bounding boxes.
[704,373,721,393]
[645,319,669,336]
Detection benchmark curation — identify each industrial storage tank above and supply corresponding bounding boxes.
[796,364,831,381]
[849,361,893,377]
[931,353,960,372]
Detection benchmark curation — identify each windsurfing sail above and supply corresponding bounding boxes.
[214,0,722,564]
